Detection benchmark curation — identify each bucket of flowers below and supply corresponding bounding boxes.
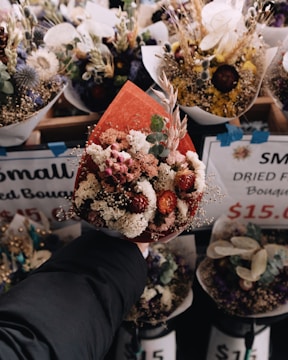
[0,0,67,147]
[142,0,277,125]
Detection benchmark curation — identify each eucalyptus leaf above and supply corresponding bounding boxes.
[149,144,165,157]
[150,114,165,132]
[159,148,169,158]
[146,132,166,144]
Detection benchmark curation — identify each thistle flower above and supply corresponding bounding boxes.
[13,64,39,89]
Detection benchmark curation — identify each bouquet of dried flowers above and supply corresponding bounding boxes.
[72,74,207,243]
[43,1,168,113]
[0,0,66,145]
[197,216,288,317]
[142,0,276,125]
[243,0,288,46]
[263,35,288,115]
[126,237,194,325]
[0,213,64,294]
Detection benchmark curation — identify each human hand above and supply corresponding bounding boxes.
[135,242,150,258]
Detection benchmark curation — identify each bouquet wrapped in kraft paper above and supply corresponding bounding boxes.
[72,74,207,243]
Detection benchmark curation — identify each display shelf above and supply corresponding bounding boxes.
[35,112,100,143]
[239,96,288,133]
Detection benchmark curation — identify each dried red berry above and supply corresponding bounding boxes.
[211,64,239,93]
[157,190,177,215]
[175,169,196,191]
[128,194,149,213]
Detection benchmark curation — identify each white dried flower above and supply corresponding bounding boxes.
[154,163,176,192]
[26,48,59,81]
[74,173,100,208]
[127,129,151,154]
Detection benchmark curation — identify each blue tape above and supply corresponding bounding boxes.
[251,130,270,143]
[48,142,67,157]
[0,147,7,156]
[217,124,243,146]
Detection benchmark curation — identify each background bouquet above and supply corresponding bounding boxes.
[264,35,288,118]
[126,235,195,325]
[142,0,277,125]
[72,74,206,243]
[197,215,288,317]
[0,0,66,146]
[0,213,65,294]
[247,0,288,46]
[43,2,168,113]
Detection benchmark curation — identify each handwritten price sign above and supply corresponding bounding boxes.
[0,145,83,227]
[202,135,288,228]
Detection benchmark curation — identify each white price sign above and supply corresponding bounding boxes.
[202,135,288,228]
[0,144,83,228]
[140,331,176,360]
[115,327,176,360]
[206,325,270,360]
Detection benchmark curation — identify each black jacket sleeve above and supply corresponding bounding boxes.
[0,230,147,360]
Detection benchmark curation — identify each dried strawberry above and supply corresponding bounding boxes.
[175,169,195,191]
[128,194,149,213]
[157,190,177,215]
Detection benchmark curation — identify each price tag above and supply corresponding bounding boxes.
[206,325,270,360]
[140,331,176,360]
[115,326,176,360]
[0,145,83,228]
[202,135,288,228]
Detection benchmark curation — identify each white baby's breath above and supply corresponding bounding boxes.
[186,150,206,193]
[74,173,100,208]
[154,163,176,192]
[109,212,149,239]
[127,129,151,154]
[177,199,189,219]
[91,200,126,221]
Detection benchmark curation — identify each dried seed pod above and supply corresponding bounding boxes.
[230,236,260,250]
[251,249,267,278]
[214,246,251,257]
[206,240,233,259]
[236,266,260,282]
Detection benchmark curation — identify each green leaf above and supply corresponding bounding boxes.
[245,223,262,243]
[1,71,11,81]
[150,114,165,132]
[146,132,166,144]
[149,144,165,157]
[1,81,14,94]
[159,148,169,158]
